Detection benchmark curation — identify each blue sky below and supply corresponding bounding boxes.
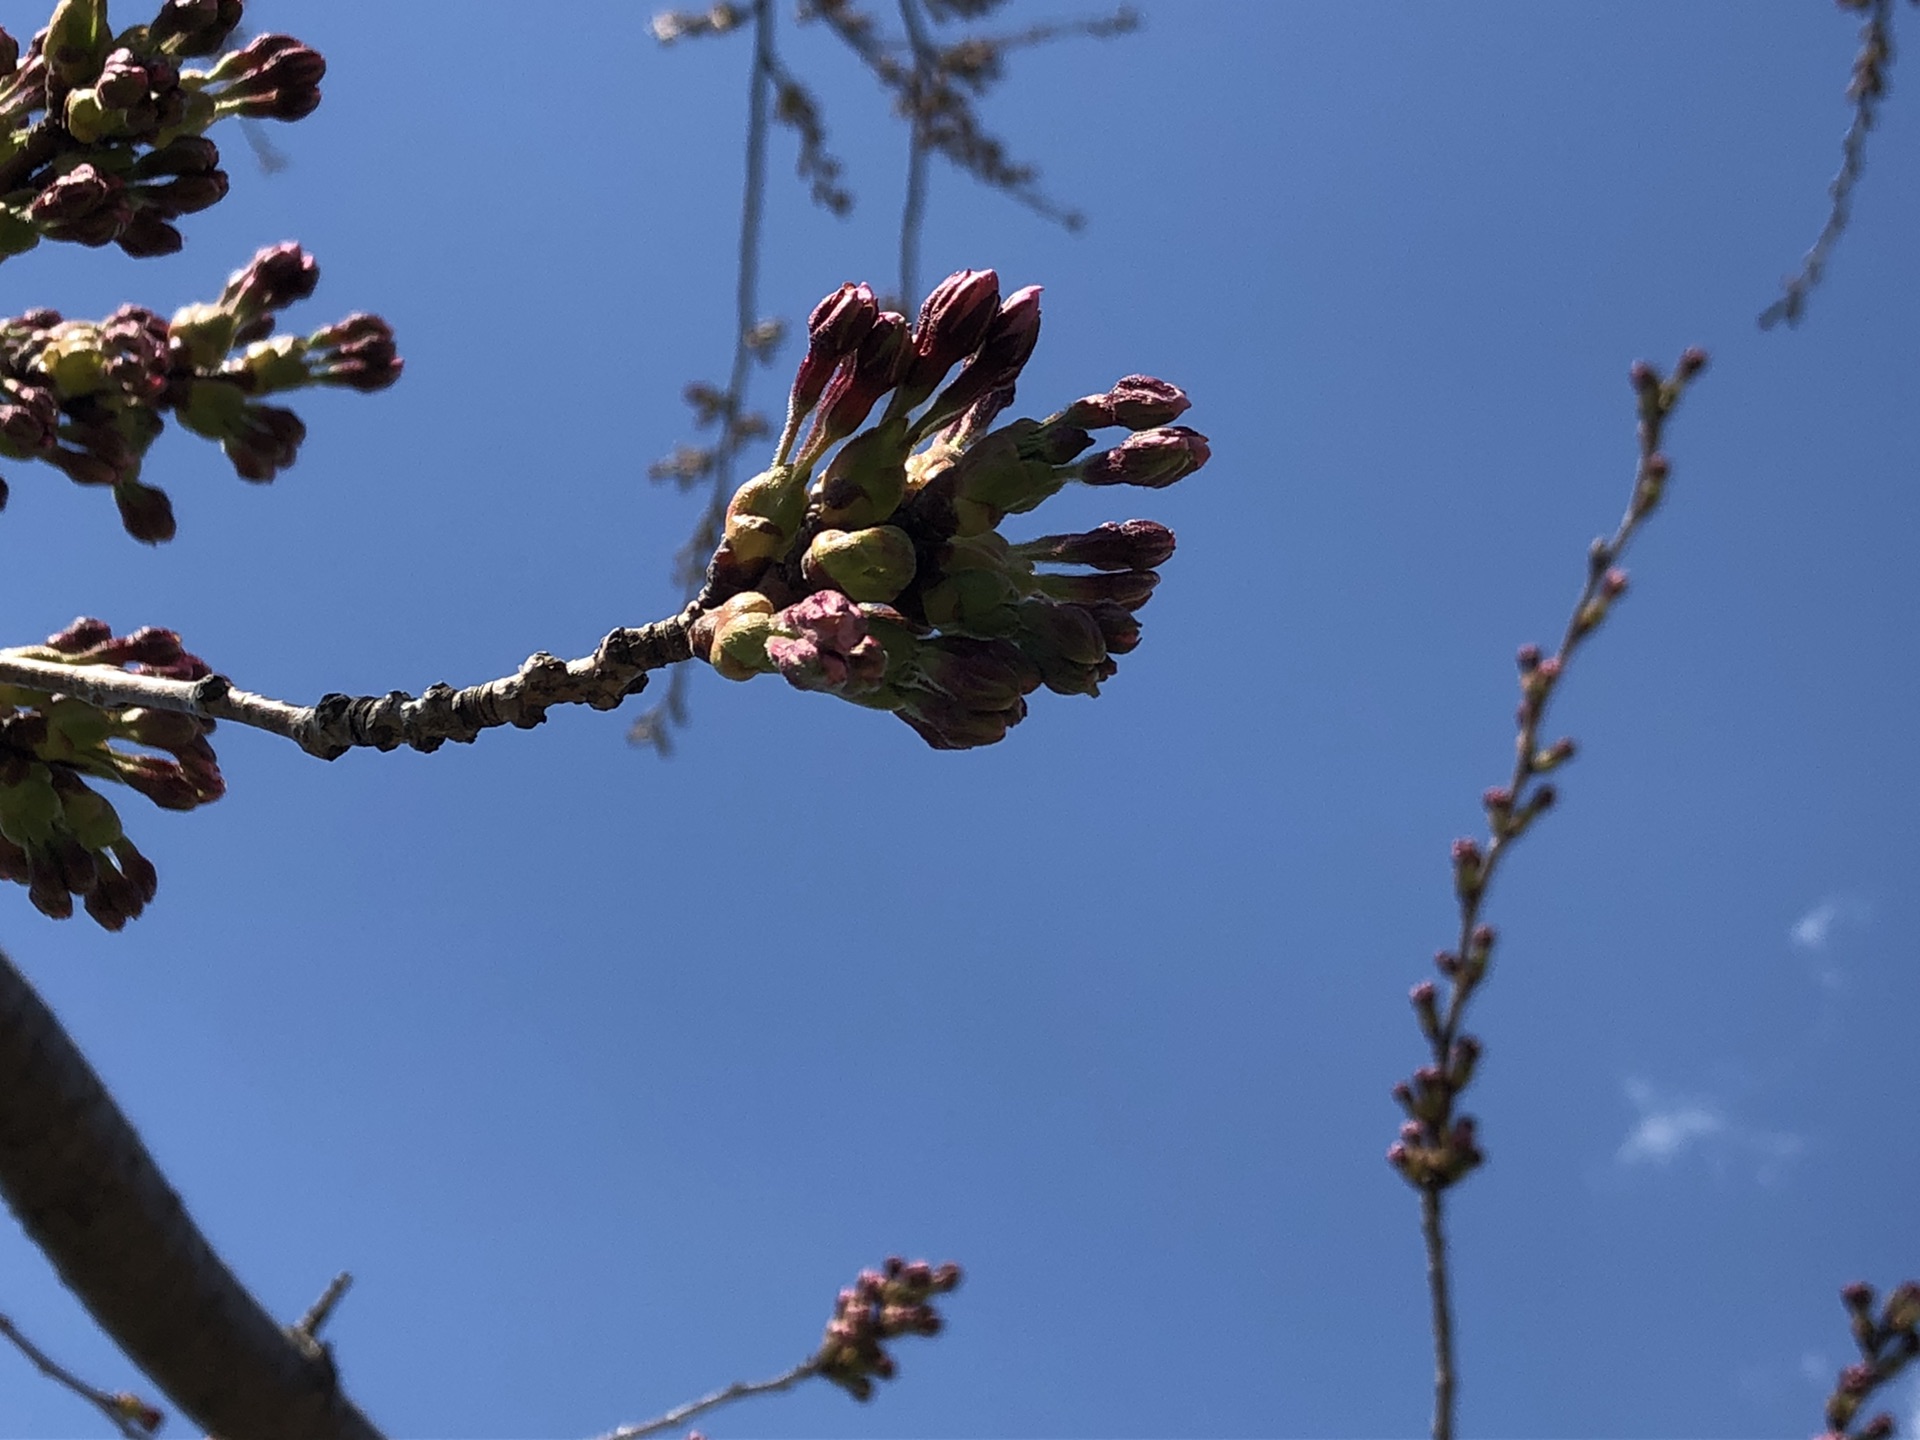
[4,2,1919,1436]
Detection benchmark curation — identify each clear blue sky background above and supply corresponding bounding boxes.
[4,2,1918,1436]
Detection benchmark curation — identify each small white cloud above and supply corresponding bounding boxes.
[1798,1350,1829,1386]
[1615,1077,1804,1182]
[1790,894,1871,953]
[1617,1079,1724,1164]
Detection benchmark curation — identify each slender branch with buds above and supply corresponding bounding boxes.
[0,1309,163,1438]
[1386,349,1709,1440]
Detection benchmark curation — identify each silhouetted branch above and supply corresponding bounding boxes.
[0,946,386,1440]
[2,614,694,760]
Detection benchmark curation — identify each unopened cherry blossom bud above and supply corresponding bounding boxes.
[816,420,912,528]
[766,590,887,695]
[791,281,879,418]
[1059,375,1191,431]
[912,285,1042,439]
[900,268,1000,400]
[114,482,176,543]
[805,313,909,455]
[222,241,320,321]
[1077,425,1210,488]
[1011,519,1176,571]
[1034,569,1159,610]
[802,525,917,602]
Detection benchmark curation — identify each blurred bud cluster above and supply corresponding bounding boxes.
[0,0,324,260]
[0,616,224,927]
[0,240,401,537]
[813,1256,962,1401]
[1818,1279,1920,1440]
[690,268,1209,748]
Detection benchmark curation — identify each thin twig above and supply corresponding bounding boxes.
[593,1358,820,1440]
[631,0,778,752]
[295,1274,354,1340]
[1418,1190,1454,1440]
[0,1311,156,1439]
[1760,0,1897,329]
[0,614,693,760]
[897,0,937,305]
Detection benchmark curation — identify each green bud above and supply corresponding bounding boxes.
[921,568,1022,636]
[721,464,807,565]
[168,302,238,371]
[0,765,63,848]
[236,335,313,393]
[815,419,911,528]
[43,696,114,755]
[0,207,41,258]
[46,0,110,88]
[52,778,122,851]
[177,376,249,439]
[34,326,110,399]
[802,525,917,603]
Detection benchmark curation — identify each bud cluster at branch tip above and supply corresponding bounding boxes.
[813,1256,962,1402]
[1,616,228,928]
[692,267,1210,749]
[1816,1278,1920,1440]
[0,241,400,536]
[1,1,327,260]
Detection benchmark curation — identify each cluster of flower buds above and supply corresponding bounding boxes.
[0,241,400,537]
[1387,924,1496,1191]
[0,616,224,928]
[813,1256,962,1402]
[1817,1280,1920,1440]
[0,1,323,259]
[691,268,1209,748]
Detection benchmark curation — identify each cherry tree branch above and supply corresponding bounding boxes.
[594,1358,821,1440]
[0,946,386,1440]
[0,1309,160,1438]
[0,613,695,760]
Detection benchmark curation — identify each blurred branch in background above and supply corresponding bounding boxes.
[632,0,1135,752]
[1815,1280,1920,1440]
[1386,350,1708,1440]
[0,1309,162,1438]
[1760,0,1909,329]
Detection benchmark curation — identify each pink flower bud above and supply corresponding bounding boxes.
[1077,426,1210,489]
[904,268,1000,394]
[1059,375,1191,431]
[792,281,878,417]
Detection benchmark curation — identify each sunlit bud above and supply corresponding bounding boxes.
[309,313,403,391]
[1448,1035,1481,1088]
[1601,567,1628,599]
[1629,360,1659,395]
[1034,568,1159,610]
[703,594,777,681]
[1076,425,1210,488]
[114,482,176,543]
[0,382,59,454]
[1675,347,1708,381]
[896,268,1001,405]
[28,164,128,246]
[802,525,917,603]
[1515,642,1542,673]
[766,590,887,695]
[209,34,325,120]
[1059,375,1191,431]
[912,285,1042,438]
[45,0,110,88]
[792,281,879,417]
[816,420,912,527]
[1859,1415,1895,1440]
[149,0,244,57]
[1531,737,1575,772]
[806,313,909,455]
[221,241,320,321]
[718,463,807,568]
[1011,518,1175,571]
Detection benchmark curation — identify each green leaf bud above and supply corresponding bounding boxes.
[802,525,918,603]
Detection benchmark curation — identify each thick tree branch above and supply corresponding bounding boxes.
[0,613,696,760]
[0,946,386,1440]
